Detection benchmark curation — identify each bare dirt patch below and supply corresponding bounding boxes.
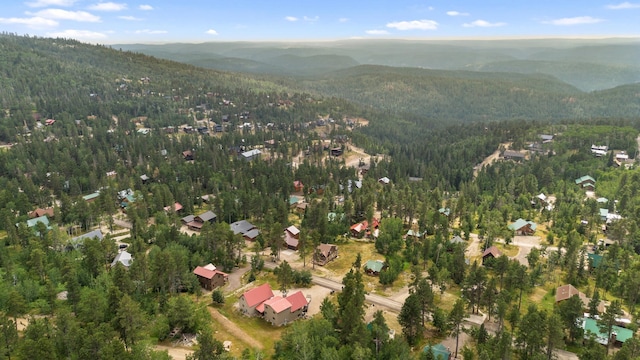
[207,307,264,350]
[473,142,512,177]
[344,143,372,169]
[154,344,194,360]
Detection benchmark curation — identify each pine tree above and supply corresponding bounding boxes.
[337,255,367,347]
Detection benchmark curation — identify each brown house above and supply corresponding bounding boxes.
[182,150,194,161]
[314,244,338,266]
[186,210,217,231]
[482,246,502,265]
[556,284,586,303]
[295,202,308,214]
[29,207,54,219]
[503,150,526,161]
[555,284,605,312]
[284,225,300,250]
[508,218,537,236]
[193,264,228,291]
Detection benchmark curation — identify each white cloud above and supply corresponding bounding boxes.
[25,0,77,7]
[47,29,108,39]
[386,19,438,30]
[447,11,469,16]
[28,9,101,22]
[544,16,604,25]
[339,17,349,23]
[463,19,506,27]
[205,29,218,35]
[118,15,142,21]
[606,2,640,9]
[366,29,389,35]
[303,16,319,22]
[285,16,298,22]
[88,2,127,11]
[0,16,59,29]
[139,4,153,10]
[134,29,167,34]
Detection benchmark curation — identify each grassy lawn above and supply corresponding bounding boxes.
[526,287,555,313]
[324,240,382,275]
[375,271,408,295]
[495,243,518,257]
[217,299,285,356]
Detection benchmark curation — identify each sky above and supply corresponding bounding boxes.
[1,0,640,43]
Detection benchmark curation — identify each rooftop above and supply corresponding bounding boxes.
[365,259,385,273]
[242,283,274,308]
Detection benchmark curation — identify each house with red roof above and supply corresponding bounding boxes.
[350,220,368,238]
[293,180,304,193]
[193,264,228,291]
[238,284,309,325]
[263,291,309,326]
[239,283,275,316]
[163,202,183,213]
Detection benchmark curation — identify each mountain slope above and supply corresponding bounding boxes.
[301,65,585,121]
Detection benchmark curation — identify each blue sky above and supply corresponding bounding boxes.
[1,0,639,43]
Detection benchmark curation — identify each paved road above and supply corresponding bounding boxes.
[264,261,403,312]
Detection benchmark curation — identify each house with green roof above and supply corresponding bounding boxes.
[364,260,385,276]
[599,208,609,221]
[289,195,301,207]
[17,215,52,236]
[575,175,596,190]
[423,343,451,360]
[588,253,603,269]
[581,317,633,346]
[508,218,537,236]
[82,191,100,202]
[26,215,50,229]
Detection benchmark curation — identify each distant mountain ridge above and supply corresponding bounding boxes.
[115,39,640,91]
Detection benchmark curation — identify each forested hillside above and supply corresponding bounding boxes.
[2,34,640,360]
